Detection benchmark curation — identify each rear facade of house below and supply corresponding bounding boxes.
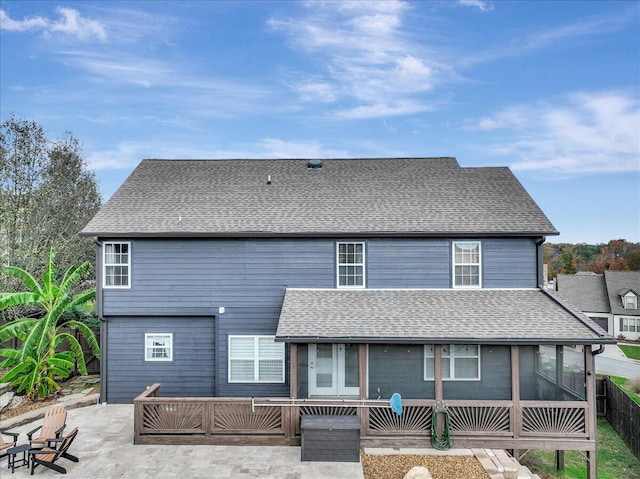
[81,158,613,477]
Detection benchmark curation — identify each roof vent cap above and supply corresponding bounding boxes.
[307,159,323,169]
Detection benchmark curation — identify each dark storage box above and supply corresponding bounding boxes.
[301,415,361,462]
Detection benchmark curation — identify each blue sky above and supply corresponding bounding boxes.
[1,0,638,244]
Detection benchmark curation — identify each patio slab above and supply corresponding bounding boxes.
[4,404,365,479]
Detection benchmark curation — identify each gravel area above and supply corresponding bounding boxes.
[362,452,490,479]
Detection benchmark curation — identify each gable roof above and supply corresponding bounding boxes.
[80,158,558,238]
[604,270,640,316]
[555,274,610,313]
[275,288,612,344]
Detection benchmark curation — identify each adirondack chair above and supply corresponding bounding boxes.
[29,427,79,475]
[26,406,67,447]
[0,429,20,460]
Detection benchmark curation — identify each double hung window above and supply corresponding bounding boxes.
[104,242,130,288]
[621,317,640,332]
[337,242,365,288]
[424,344,481,380]
[452,241,481,288]
[228,336,285,383]
[145,333,173,361]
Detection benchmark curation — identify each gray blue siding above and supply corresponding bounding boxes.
[101,237,539,401]
[105,316,215,403]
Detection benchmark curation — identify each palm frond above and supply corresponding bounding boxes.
[64,321,101,358]
[0,292,41,311]
[0,317,35,342]
[60,261,91,294]
[2,265,44,297]
[41,247,57,299]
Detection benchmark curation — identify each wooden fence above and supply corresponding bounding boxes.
[602,376,640,460]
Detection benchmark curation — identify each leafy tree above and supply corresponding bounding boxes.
[0,116,101,320]
[0,248,100,400]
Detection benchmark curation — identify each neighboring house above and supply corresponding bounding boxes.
[81,158,613,477]
[556,270,640,341]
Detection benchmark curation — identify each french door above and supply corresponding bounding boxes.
[308,343,359,396]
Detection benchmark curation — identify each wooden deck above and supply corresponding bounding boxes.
[133,383,594,453]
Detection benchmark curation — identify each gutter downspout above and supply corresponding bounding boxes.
[93,237,107,404]
[591,344,605,356]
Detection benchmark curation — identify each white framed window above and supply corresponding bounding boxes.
[623,294,637,310]
[424,344,481,381]
[620,317,640,332]
[452,241,481,288]
[337,242,365,288]
[104,242,130,288]
[228,335,285,383]
[145,333,173,361]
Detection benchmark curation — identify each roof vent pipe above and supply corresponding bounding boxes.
[307,159,323,169]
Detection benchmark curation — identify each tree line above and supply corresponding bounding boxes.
[1,116,101,321]
[545,239,640,279]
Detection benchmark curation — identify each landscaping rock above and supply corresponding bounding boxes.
[403,466,433,479]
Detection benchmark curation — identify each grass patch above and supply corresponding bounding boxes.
[619,344,640,360]
[521,419,640,479]
[609,375,640,406]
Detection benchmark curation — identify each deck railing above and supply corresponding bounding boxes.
[133,384,592,450]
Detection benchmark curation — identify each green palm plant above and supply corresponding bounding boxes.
[0,247,100,400]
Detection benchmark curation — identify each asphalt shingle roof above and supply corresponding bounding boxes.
[80,158,558,237]
[275,288,612,343]
[555,274,610,313]
[604,270,640,316]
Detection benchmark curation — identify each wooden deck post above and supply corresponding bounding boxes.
[359,344,369,435]
[585,345,597,479]
[290,344,298,399]
[434,345,443,435]
[511,345,521,459]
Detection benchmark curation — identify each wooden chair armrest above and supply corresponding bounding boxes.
[29,449,54,456]
[54,424,66,437]
[26,425,42,439]
[1,430,20,441]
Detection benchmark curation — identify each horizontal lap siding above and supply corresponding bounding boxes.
[483,238,537,288]
[101,237,539,400]
[106,316,214,403]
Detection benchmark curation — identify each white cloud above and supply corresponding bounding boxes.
[467,90,640,174]
[457,1,494,12]
[0,7,106,41]
[268,1,441,118]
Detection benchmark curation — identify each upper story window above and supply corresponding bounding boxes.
[104,242,130,288]
[424,344,481,381]
[145,333,173,361]
[337,242,365,288]
[228,335,285,383]
[623,293,637,310]
[452,241,481,288]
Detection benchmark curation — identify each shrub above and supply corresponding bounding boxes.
[617,333,627,341]
[628,377,640,394]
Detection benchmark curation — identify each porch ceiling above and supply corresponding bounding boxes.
[275,288,615,344]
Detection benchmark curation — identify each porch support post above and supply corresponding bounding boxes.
[555,344,564,468]
[358,344,367,399]
[359,344,369,436]
[289,344,298,399]
[511,345,521,458]
[434,345,443,402]
[585,344,597,479]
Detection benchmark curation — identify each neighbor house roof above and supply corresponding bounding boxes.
[80,158,558,237]
[275,288,612,344]
[604,270,640,316]
[555,274,610,314]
